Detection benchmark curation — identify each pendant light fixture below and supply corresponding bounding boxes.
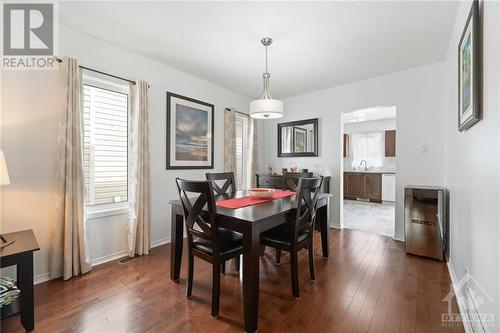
[249,37,283,119]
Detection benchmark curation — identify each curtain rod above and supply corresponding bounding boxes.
[225,108,249,117]
[54,57,150,88]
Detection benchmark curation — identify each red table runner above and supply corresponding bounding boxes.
[216,190,295,209]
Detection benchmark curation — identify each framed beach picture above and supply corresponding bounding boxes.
[166,92,214,169]
[458,0,481,132]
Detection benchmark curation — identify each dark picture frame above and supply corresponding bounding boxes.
[277,118,318,157]
[458,0,481,132]
[166,92,214,169]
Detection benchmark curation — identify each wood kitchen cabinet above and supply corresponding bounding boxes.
[344,172,382,203]
[385,130,396,157]
[343,134,349,158]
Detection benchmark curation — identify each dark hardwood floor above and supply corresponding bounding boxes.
[1,229,464,333]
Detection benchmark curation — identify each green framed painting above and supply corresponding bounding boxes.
[458,0,481,132]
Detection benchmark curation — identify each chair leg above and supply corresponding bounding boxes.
[275,248,281,265]
[260,245,265,258]
[187,253,194,298]
[234,256,240,272]
[308,239,316,281]
[221,261,226,275]
[290,251,300,299]
[212,261,221,317]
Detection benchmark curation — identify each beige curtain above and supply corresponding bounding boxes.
[224,108,236,172]
[127,80,150,257]
[246,118,258,188]
[50,57,91,280]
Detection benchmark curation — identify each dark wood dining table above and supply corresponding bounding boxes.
[169,190,331,333]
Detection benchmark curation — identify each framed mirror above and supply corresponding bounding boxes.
[278,118,318,157]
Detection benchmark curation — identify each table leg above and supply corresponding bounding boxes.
[318,204,329,258]
[243,227,260,333]
[170,206,184,282]
[17,252,34,331]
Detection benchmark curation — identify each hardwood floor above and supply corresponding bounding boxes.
[1,229,464,333]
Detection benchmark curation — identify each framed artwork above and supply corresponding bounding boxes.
[294,127,307,153]
[458,0,481,132]
[166,92,214,169]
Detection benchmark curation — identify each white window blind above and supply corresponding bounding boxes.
[83,81,128,206]
[235,115,248,190]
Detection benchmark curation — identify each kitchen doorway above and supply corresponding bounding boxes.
[340,105,396,237]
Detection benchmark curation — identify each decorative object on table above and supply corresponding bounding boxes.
[0,150,14,248]
[302,168,308,173]
[458,0,481,132]
[268,165,273,174]
[249,188,276,199]
[0,277,20,308]
[166,92,214,169]
[282,168,288,174]
[278,118,318,157]
[249,37,283,119]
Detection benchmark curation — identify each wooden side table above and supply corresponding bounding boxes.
[0,230,40,331]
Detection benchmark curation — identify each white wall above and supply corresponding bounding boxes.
[0,25,251,281]
[444,1,500,330]
[260,62,446,238]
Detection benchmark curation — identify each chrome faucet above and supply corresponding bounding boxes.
[359,160,368,171]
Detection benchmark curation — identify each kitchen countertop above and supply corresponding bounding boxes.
[344,170,396,174]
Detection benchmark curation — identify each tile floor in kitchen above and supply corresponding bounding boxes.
[343,199,395,237]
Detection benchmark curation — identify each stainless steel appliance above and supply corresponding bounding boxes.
[404,186,447,261]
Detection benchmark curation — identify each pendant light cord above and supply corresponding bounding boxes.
[265,44,268,73]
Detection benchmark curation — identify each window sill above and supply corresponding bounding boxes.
[86,202,129,220]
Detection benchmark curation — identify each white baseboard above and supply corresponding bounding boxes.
[393,233,404,242]
[91,250,128,267]
[447,261,473,333]
[34,272,50,285]
[151,237,170,248]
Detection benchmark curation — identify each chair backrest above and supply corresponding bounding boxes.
[206,172,236,195]
[175,178,218,245]
[283,171,311,191]
[292,177,323,241]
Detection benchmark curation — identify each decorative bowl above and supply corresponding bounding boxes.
[249,188,276,199]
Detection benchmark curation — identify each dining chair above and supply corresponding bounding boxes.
[283,171,311,191]
[205,171,239,274]
[262,171,311,263]
[175,178,243,317]
[205,172,236,195]
[260,177,323,299]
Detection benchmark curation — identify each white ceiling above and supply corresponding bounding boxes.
[60,1,458,99]
[343,105,396,123]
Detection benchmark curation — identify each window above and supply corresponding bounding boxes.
[235,114,248,190]
[82,73,129,212]
[350,131,384,169]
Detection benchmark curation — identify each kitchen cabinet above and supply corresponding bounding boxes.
[385,130,396,157]
[343,134,349,158]
[344,172,382,203]
[344,172,363,198]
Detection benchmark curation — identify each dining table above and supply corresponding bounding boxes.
[168,190,331,333]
